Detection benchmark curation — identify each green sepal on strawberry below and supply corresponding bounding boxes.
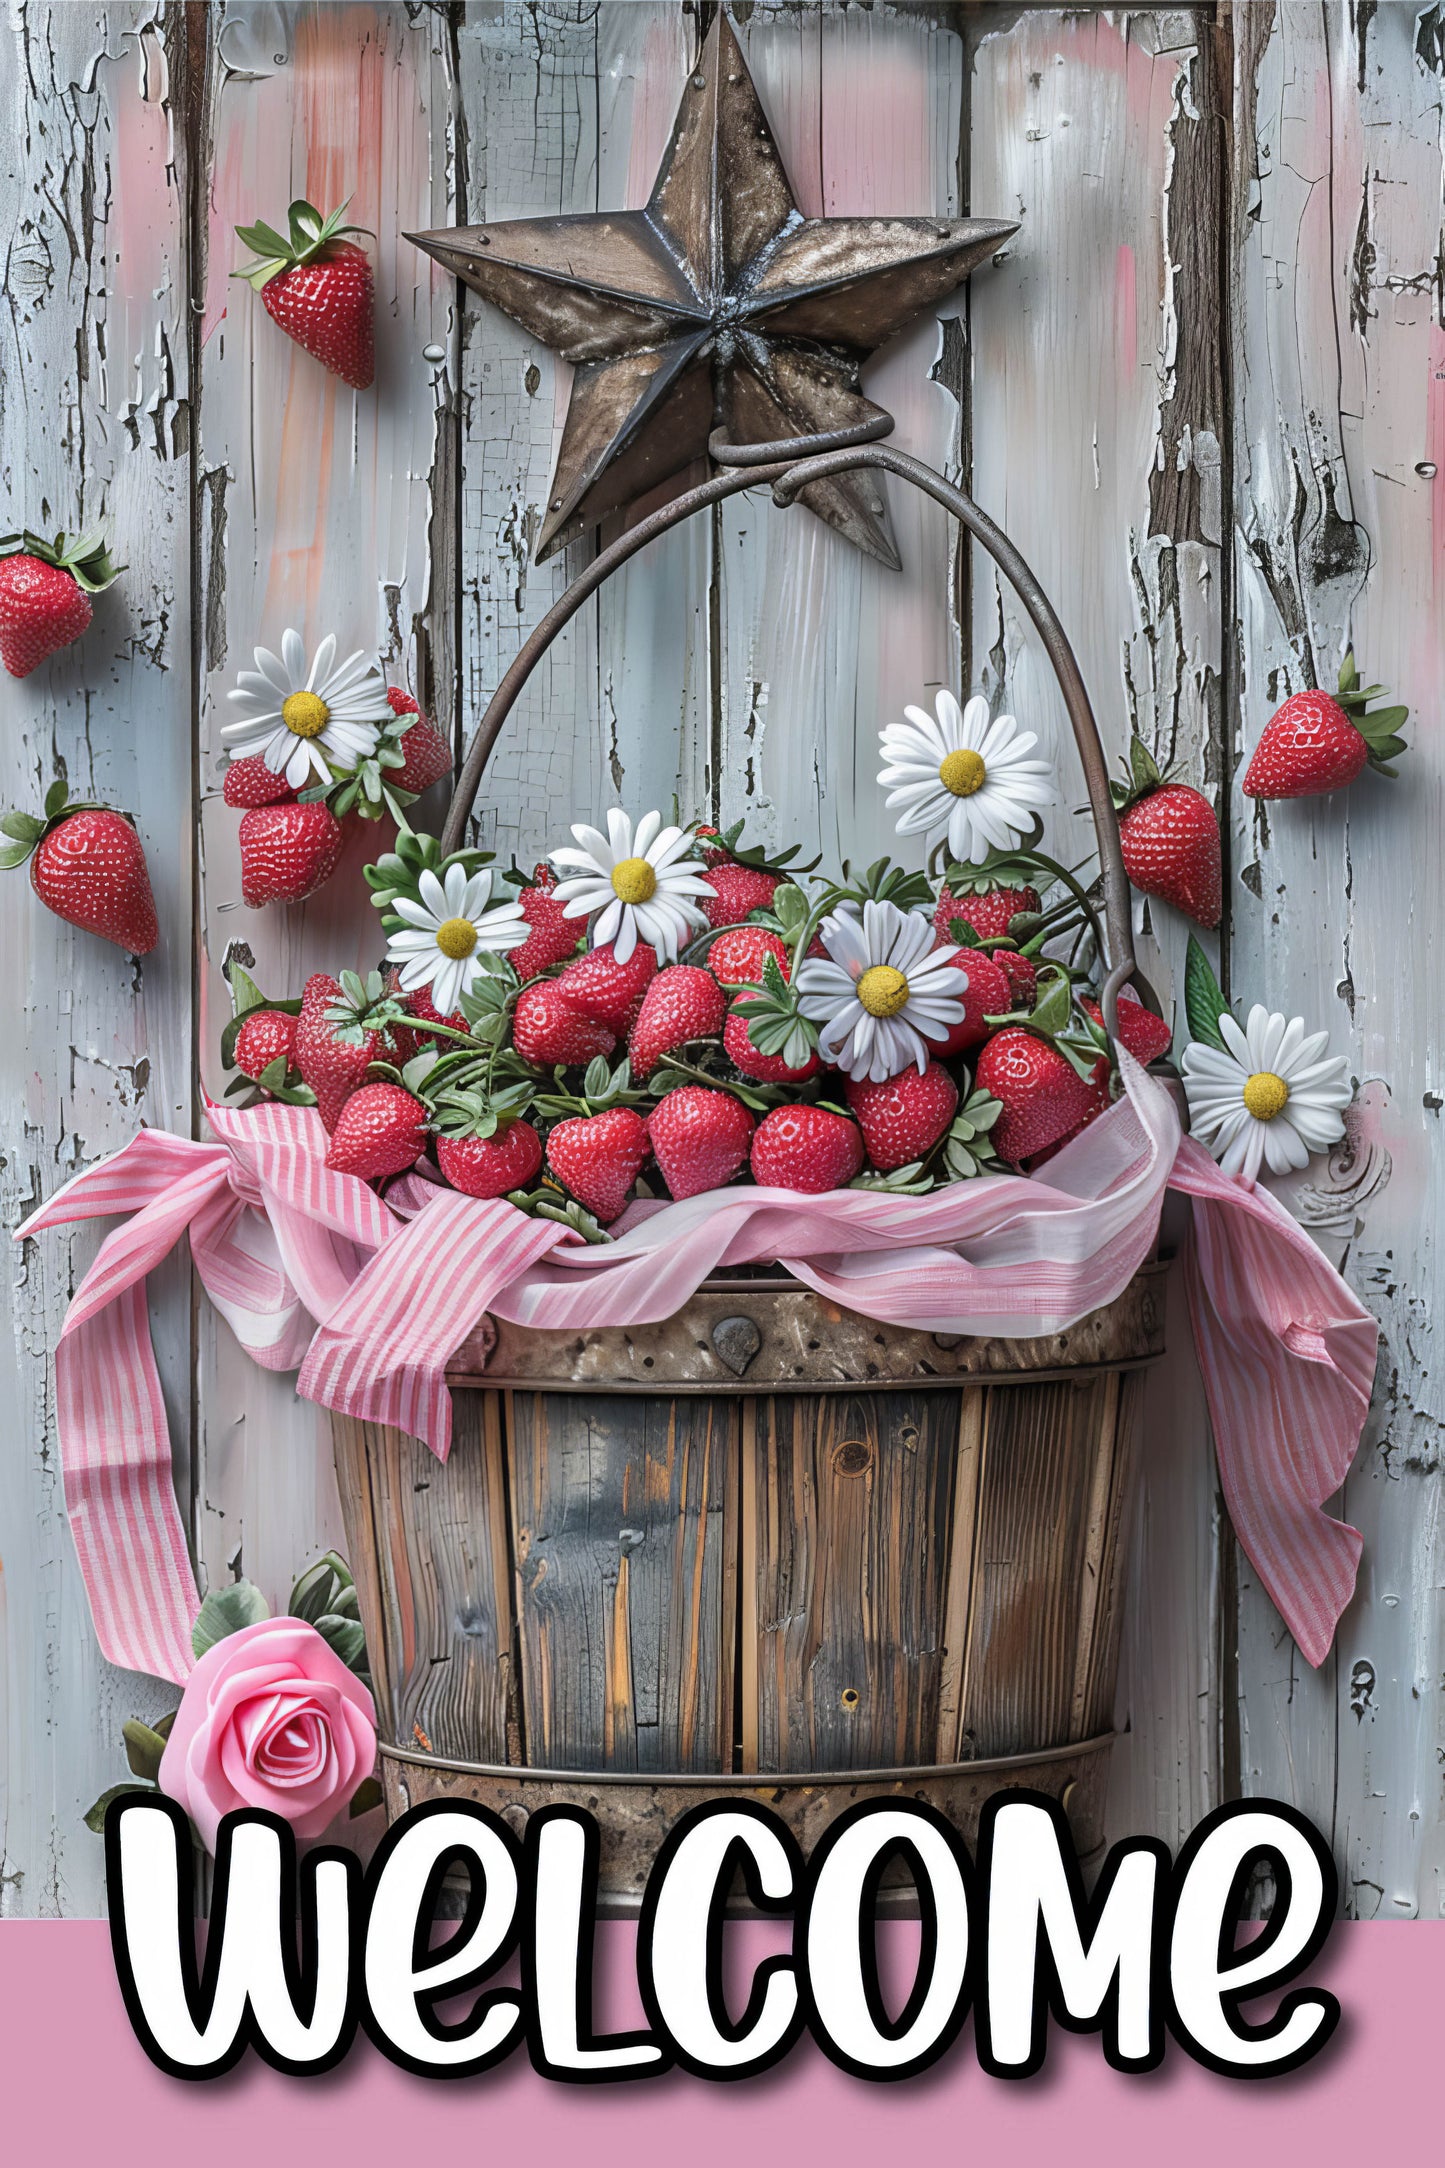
[1,777,158,953]
[218,958,314,1105]
[1110,738,1221,929]
[365,821,493,935]
[294,969,411,1132]
[1241,650,1408,798]
[0,528,122,678]
[234,199,375,391]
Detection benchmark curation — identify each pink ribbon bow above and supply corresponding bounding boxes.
[18,1061,1377,1682]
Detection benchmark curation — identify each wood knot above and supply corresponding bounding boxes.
[711,1313,762,1376]
[472,1313,499,1368]
[832,1438,872,1478]
[840,1687,860,1710]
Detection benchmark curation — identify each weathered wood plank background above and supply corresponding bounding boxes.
[1,0,1437,1918]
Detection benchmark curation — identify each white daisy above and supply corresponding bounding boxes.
[795,898,967,1083]
[879,690,1053,866]
[549,807,715,964]
[384,862,528,1016]
[222,628,389,790]
[1181,1004,1352,1182]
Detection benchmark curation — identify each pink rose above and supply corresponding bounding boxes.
[159,1617,377,1854]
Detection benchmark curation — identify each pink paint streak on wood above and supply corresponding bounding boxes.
[1115,242,1138,383]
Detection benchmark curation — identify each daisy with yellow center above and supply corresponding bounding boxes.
[223,628,389,789]
[795,898,968,1083]
[384,862,527,1016]
[549,807,715,963]
[878,689,1053,866]
[1181,1004,1352,1181]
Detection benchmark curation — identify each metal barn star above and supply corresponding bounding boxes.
[407,13,1016,566]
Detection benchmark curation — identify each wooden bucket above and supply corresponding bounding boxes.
[334,433,1172,1901]
[333,1261,1165,1900]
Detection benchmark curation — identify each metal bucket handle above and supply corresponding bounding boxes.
[440,423,1141,1029]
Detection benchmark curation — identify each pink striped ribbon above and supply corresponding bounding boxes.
[17,1061,1376,1680]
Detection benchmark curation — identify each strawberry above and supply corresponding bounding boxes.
[931,948,1013,1058]
[706,925,790,986]
[845,1062,958,1172]
[628,965,727,1078]
[509,863,582,980]
[0,530,120,678]
[1241,652,1408,798]
[234,1008,298,1081]
[933,881,1041,945]
[512,980,616,1068]
[238,801,346,907]
[325,1084,428,1181]
[1111,740,1220,928]
[996,948,1038,1007]
[1081,990,1173,1067]
[553,940,658,1036]
[436,1121,543,1200]
[396,980,468,1059]
[545,1106,651,1224]
[234,200,374,390]
[750,1105,863,1193]
[2,782,158,952]
[703,861,782,928]
[974,1028,1097,1164]
[384,687,452,796]
[647,1086,754,1200]
[223,754,297,809]
[294,970,408,1131]
[723,1007,819,1083]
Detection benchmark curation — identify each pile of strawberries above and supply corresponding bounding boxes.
[222,819,1176,1232]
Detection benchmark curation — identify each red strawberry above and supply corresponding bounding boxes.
[647,1086,755,1200]
[238,801,346,907]
[3,783,158,952]
[509,864,582,980]
[1112,739,1221,928]
[294,971,407,1132]
[706,925,790,986]
[1082,990,1173,1067]
[554,941,658,1036]
[933,882,1040,945]
[325,1084,427,1180]
[0,530,119,678]
[931,948,1013,1058]
[234,1008,298,1081]
[974,1028,1096,1164]
[546,1107,651,1224]
[437,1120,543,1199]
[723,1007,820,1084]
[750,1105,863,1193]
[1241,654,1408,799]
[384,687,452,795]
[845,1062,958,1173]
[235,202,374,390]
[703,862,782,928]
[628,965,727,1078]
[996,948,1037,1007]
[222,754,297,809]
[511,980,615,1068]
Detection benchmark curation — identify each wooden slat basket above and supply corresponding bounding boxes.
[333,432,1172,1903]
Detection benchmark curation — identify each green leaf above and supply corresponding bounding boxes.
[0,840,34,870]
[122,1719,172,1783]
[288,1552,349,1624]
[315,1613,368,1675]
[43,777,69,819]
[191,1577,270,1659]
[227,963,264,1017]
[771,883,808,931]
[1183,935,1232,1053]
[349,1776,384,1819]
[1028,967,1074,1039]
[84,1781,155,1834]
[153,1708,177,1741]
[0,811,44,842]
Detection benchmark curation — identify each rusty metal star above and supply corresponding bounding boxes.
[407,14,1016,567]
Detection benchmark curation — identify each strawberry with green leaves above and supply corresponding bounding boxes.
[0,529,121,678]
[234,200,375,390]
[2,779,158,953]
[647,1085,754,1200]
[975,1029,1097,1164]
[1112,739,1221,929]
[294,969,410,1132]
[1242,650,1408,799]
[383,688,453,797]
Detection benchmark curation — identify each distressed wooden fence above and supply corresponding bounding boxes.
[1,1,1436,1920]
